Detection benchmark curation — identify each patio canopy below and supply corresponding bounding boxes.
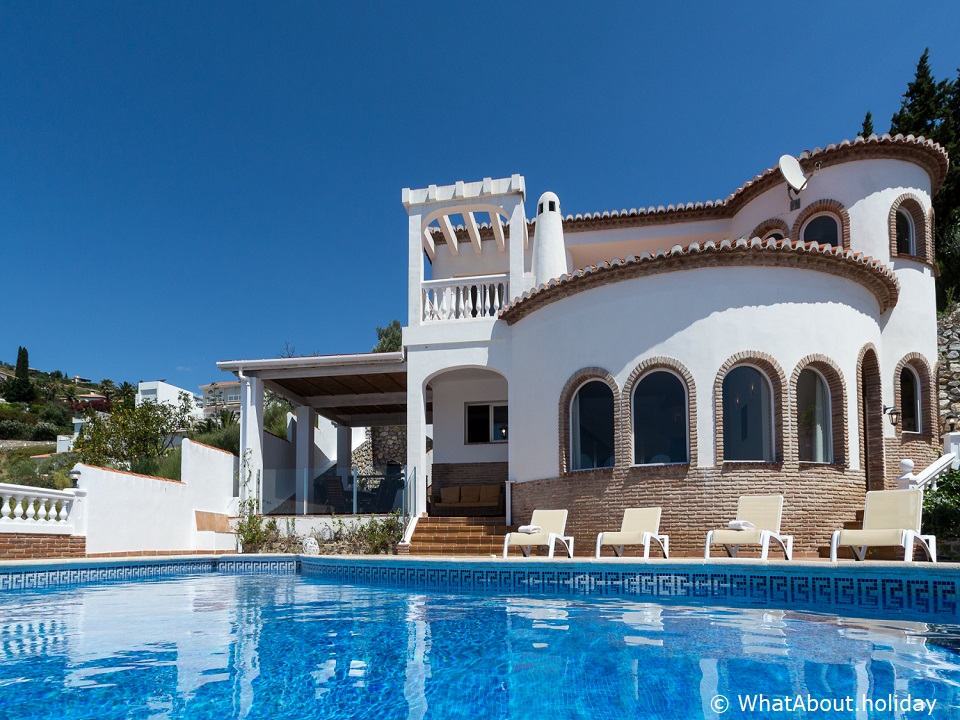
[216,351,428,427]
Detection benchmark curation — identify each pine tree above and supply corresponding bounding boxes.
[890,49,948,138]
[860,111,874,137]
[3,346,37,403]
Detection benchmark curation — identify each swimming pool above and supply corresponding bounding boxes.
[0,557,958,719]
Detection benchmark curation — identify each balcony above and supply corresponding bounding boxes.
[421,273,508,322]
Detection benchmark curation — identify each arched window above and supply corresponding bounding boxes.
[802,214,840,248]
[633,371,687,464]
[722,366,774,461]
[571,381,615,470]
[896,209,915,255]
[764,231,785,242]
[797,369,832,463]
[900,366,921,433]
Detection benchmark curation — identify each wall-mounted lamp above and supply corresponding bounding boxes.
[944,413,959,433]
[499,425,508,441]
[883,406,901,427]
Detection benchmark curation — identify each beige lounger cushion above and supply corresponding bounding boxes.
[837,529,907,547]
[459,485,481,503]
[506,509,568,547]
[599,531,648,546]
[439,486,460,503]
[709,529,764,546]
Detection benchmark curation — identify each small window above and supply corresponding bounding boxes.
[537,203,543,214]
[226,391,241,403]
[549,200,556,212]
[900,367,921,433]
[797,369,832,463]
[465,403,508,443]
[764,231,785,242]
[802,214,839,247]
[896,209,915,255]
[571,381,615,470]
[633,371,688,464]
[722,366,774,461]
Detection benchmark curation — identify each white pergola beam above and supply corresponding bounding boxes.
[261,379,306,406]
[421,226,436,261]
[491,211,506,252]
[439,214,459,256]
[464,211,482,255]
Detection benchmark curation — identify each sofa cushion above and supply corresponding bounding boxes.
[460,486,481,503]
[478,485,500,503]
[439,486,460,503]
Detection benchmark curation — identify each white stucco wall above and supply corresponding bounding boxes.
[430,371,509,464]
[77,439,238,554]
[507,265,887,483]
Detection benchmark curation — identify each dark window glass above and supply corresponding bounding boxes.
[900,368,920,432]
[797,369,832,463]
[803,215,839,247]
[766,232,784,241]
[571,381,615,470]
[633,372,687,464]
[896,210,914,255]
[466,405,490,443]
[722,366,773,461]
[549,201,556,212]
[493,405,508,441]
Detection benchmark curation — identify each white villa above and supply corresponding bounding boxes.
[217,133,949,556]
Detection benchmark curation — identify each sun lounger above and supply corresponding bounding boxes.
[829,489,936,562]
[502,509,574,558]
[705,494,793,560]
[595,507,669,558]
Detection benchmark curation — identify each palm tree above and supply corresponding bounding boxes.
[115,381,137,408]
[99,379,116,402]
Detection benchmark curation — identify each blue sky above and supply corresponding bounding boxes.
[2,2,958,390]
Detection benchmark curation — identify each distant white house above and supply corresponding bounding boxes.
[137,380,204,421]
[199,380,241,420]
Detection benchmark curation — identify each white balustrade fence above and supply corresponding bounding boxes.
[422,274,508,322]
[0,483,82,535]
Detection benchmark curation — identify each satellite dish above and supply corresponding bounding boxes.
[778,154,809,193]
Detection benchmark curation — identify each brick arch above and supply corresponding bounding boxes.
[750,218,789,240]
[622,357,697,466]
[558,368,622,474]
[790,354,847,466]
[928,206,937,262]
[893,352,936,438]
[714,352,786,464]
[791,199,851,250]
[856,344,885,491]
[889,193,930,262]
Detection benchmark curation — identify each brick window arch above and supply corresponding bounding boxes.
[750,218,790,241]
[790,355,847,466]
[893,353,935,438]
[889,194,929,262]
[714,352,786,464]
[791,199,851,250]
[558,368,621,473]
[622,357,697,466]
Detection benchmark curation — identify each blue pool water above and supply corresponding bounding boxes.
[1,572,959,719]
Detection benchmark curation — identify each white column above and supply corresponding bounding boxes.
[406,362,428,518]
[239,375,264,509]
[408,211,423,327]
[295,405,316,516]
[335,424,352,488]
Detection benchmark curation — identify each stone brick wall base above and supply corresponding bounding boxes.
[0,533,86,560]
[511,464,868,557]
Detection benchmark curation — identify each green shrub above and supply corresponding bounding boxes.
[923,469,960,538]
[0,420,31,440]
[31,422,59,441]
[193,424,240,455]
[38,402,71,428]
[130,447,182,481]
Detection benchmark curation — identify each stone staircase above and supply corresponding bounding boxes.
[407,516,515,556]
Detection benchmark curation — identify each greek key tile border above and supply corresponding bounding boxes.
[300,559,960,621]
[0,557,299,592]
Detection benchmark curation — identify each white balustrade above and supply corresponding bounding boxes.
[0,483,78,535]
[421,274,508,322]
